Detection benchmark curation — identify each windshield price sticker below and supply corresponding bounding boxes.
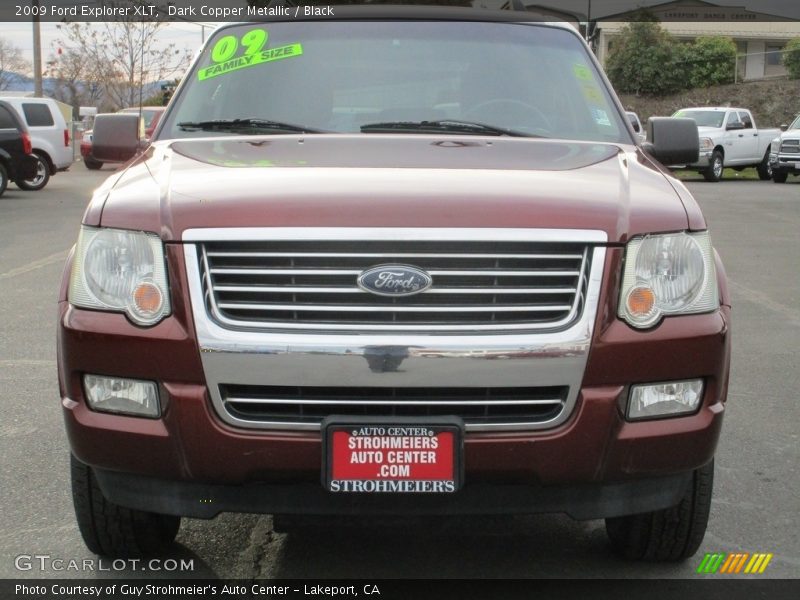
[325,424,461,493]
[199,29,303,81]
[572,63,593,81]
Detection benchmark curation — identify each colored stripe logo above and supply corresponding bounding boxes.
[696,552,773,574]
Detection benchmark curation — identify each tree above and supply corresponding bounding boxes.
[56,20,192,110]
[606,21,689,96]
[686,36,737,88]
[0,38,29,91]
[46,49,105,116]
[784,38,800,79]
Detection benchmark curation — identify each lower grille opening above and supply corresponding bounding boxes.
[219,385,568,430]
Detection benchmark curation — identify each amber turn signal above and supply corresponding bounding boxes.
[131,281,164,319]
[626,286,656,320]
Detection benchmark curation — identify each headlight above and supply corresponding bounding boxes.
[699,137,714,150]
[69,226,170,325]
[770,138,780,153]
[619,231,718,328]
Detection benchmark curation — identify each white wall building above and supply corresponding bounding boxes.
[595,0,800,81]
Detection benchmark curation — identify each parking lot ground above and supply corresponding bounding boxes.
[0,167,798,579]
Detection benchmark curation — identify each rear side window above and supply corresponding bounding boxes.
[22,103,55,127]
[0,106,18,129]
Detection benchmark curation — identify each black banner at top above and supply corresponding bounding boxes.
[2,0,800,23]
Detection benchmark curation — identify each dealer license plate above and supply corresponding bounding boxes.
[323,417,463,493]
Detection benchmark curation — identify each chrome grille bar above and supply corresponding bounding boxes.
[208,268,582,277]
[216,303,573,313]
[220,385,568,431]
[207,251,585,260]
[225,397,564,406]
[212,286,578,295]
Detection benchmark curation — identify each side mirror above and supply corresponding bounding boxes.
[631,121,641,133]
[726,121,744,131]
[781,124,789,132]
[91,113,142,163]
[643,117,699,165]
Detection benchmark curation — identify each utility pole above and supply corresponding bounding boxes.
[33,0,43,97]
[586,0,592,43]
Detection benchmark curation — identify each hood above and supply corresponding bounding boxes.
[696,125,722,137]
[90,135,697,243]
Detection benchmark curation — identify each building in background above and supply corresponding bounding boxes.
[595,0,800,81]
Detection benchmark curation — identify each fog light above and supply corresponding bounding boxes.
[83,375,160,418]
[628,379,703,421]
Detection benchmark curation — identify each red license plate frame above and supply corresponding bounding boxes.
[322,416,463,494]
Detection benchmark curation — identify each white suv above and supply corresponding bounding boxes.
[0,96,73,190]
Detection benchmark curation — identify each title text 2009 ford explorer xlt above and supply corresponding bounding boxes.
[58,10,730,562]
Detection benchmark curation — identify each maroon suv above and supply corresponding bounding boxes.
[58,10,730,561]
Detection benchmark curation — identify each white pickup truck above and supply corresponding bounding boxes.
[672,107,780,182]
[768,113,800,183]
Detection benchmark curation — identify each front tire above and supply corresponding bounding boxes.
[71,455,180,558]
[605,460,714,561]
[15,154,50,191]
[703,151,724,182]
[756,151,773,181]
[0,163,8,197]
[84,157,103,170]
[772,171,789,184]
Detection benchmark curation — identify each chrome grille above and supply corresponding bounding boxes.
[198,238,593,332]
[780,139,799,154]
[220,385,568,431]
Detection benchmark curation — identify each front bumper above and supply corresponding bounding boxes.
[769,154,800,172]
[58,245,730,517]
[92,465,692,520]
[685,150,713,169]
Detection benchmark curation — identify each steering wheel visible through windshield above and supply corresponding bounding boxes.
[161,21,629,144]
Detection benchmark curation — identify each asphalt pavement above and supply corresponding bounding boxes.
[0,164,798,580]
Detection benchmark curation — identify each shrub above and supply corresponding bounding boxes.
[686,36,737,88]
[784,38,800,79]
[606,22,690,96]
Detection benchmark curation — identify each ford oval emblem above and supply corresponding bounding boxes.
[357,265,433,297]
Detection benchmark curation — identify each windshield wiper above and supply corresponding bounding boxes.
[360,119,539,138]
[177,118,323,134]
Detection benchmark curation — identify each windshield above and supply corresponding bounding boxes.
[161,21,629,143]
[673,110,725,128]
[790,115,800,131]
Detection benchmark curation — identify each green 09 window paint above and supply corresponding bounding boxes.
[211,35,239,62]
[200,29,302,81]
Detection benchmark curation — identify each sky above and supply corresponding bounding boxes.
[0,21,214,76]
